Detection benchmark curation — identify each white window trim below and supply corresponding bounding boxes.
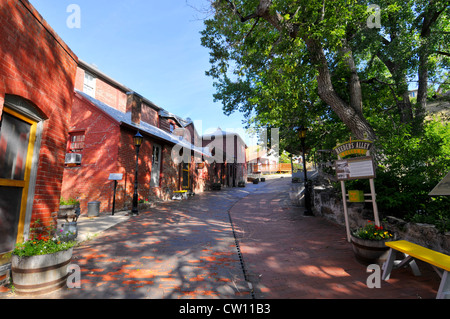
[83,71,96,98]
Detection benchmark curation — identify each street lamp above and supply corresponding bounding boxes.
[298,126,313,216]
[131,131,143,216]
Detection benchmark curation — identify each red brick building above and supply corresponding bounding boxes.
[0,0,78,273]
[61,61,213,214]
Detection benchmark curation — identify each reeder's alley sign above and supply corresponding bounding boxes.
[333,140,373,158]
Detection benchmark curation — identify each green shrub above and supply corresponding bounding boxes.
[60,197,80,206]
[374,118,450,231]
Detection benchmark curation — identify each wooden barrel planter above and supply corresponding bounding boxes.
[350,235,391,265]
[11,248,73,296]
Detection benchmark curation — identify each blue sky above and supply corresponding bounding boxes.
[29,0,252,142]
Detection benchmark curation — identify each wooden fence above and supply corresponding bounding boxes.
[251,163,294,173]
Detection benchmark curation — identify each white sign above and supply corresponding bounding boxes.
[336,156,375,181]
[108,173,123,181]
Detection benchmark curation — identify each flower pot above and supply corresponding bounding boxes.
[58,204,80,222]
[350,234,391,265]
[11,248,73,296]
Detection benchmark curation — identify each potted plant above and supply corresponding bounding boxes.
[59,197,80,221]
[238,180,246,187]
[350,220,395,265]
[10,219,77,296]
[212,182,221,190]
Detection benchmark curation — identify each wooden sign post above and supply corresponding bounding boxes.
[333,140,379,242]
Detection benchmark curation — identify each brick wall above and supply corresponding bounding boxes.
[61,93,121,213]
[74,67,128,113]
[141,102,159,128]
[117,126,156,209]
[159,117,179,133]
[0,0,78,228]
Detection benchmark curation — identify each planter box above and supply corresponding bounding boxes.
[58,204,80,222]
[11,248,73,296]
[350,235,391,265]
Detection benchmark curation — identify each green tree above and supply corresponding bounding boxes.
[200,0,450,151]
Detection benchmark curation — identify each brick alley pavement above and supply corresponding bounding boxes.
[1,175,442,299]
[230,177,441,299]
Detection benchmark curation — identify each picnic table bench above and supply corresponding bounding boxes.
[382,240,450,299]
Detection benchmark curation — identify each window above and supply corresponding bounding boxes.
[68,132,85,153]
[83,71,96,97]
[169,123,175,133]
[152,145,160,165]
[0,112,31,180]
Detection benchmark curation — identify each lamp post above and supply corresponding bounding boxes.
[131,131,143,216]
[298,126,313,216]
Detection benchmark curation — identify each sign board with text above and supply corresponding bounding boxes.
[333,140,373,158]
[335,156,375,181]
[333,139,379,242]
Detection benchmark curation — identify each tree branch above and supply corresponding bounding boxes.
[435,50,450,57]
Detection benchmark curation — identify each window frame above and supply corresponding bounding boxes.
[83,71,96,97]
[68,131,86,153]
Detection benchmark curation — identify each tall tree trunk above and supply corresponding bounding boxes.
[305,37,376,141]
[416,2,447,120]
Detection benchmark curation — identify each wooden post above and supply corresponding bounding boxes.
[341,180,351,242]
[369,178,380,226]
